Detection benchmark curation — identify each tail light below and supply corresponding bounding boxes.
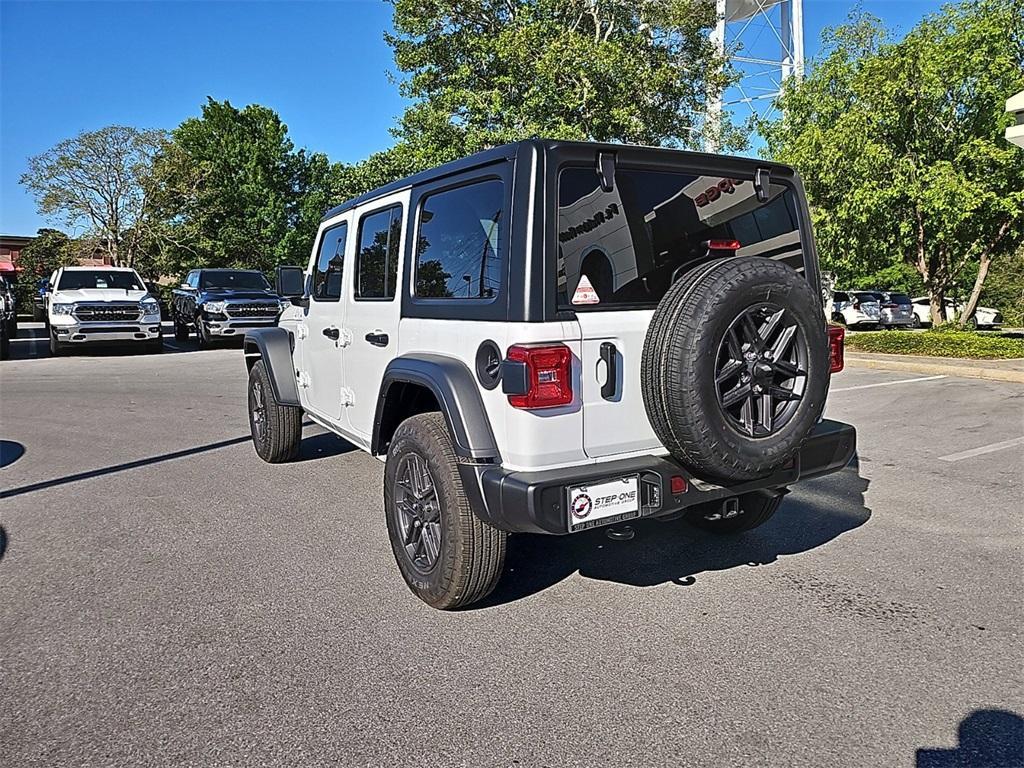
[707,239,741,251]
[505,344,573,409]
[852,299,861,310]
[828,324,845,374]
[881,303,897,309]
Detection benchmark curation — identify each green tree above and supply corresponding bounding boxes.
[151,98,330,276]
[20,126,166,268]
[386,0,738,163]
[11,229,78,306]
[761,1,1024,325]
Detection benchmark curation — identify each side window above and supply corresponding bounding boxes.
[834,292,848,303]
[186,271,199,289]
[355,206,402,300]
[312,222,348,301]
[414,179,504,299]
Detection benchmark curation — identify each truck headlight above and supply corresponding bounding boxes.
[202,300,227,314]
[141,300,161,316]
[279,299,291,313]
[51,303,75,315]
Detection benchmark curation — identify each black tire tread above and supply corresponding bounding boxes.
[385,412,506,610]
[642,257,828,481]
[248,359,302,463]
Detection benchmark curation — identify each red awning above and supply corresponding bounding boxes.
[0,260,19,274]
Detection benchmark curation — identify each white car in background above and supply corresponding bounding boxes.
[910,297,1004,329]
[832,291,881,328]
[47,266,164,355]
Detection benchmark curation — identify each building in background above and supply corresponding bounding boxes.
[0,234,32,276]
[1007,91,1024,149]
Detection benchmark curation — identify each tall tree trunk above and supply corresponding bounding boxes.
[959,220,1011,328]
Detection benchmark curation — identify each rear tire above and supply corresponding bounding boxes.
[32,305,45,322]
[174,317,189,341]
[247,359,302,463]
[0,332,9,360]
[384,412,507,610]
[688,490,785,534]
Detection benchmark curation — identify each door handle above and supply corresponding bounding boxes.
[600,341,618,400]
[322,327,340,340]
[365,332,389,347]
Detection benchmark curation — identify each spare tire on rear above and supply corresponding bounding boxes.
[641,256,829,482]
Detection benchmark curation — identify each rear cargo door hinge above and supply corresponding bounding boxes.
[296,323,309,340]
[339,328,353,348]
[297,371,311,389]
[340,387,355,407]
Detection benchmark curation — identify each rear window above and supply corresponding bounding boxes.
[556,167,806,310]
[57,270,144,291]
[886,293,911,304]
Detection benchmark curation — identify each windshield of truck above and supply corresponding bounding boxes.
[556,167,806,310]
[200,271,271,290]
[57,270,145,291]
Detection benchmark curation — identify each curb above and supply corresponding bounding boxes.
[845,354,1024,384]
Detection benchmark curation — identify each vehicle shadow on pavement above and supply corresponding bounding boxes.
[916,709,1024,767]
[0,427,353,500]
[478,455,871,608]
[0,440,26,468]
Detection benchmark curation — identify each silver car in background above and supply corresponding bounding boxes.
[832,290,881,328]
[869,291,915,329]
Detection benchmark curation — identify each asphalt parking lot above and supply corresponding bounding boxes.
[2,323,1022,767]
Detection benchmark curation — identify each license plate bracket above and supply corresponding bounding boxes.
[567,475,640,532]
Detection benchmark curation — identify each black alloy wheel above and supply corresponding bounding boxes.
[392,452,443,573]
[249,374,267,444]
[714,303,808,438]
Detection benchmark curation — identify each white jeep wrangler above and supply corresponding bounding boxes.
[244,140,855,610]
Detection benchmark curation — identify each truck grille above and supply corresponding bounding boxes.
[73,303,142,322]
[226,302,279,318]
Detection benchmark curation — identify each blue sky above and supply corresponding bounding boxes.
[1,0,942,235]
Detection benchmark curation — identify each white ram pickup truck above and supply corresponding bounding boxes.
[47,266,163,356]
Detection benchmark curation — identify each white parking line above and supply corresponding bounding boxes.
[939,436,1024,462]
[830,375,947,392]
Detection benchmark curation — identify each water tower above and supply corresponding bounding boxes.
[707,0,804,150]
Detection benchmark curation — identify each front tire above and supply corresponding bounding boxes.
[174,317,189,341]
[49,331,66,357]
[247,359,302,463]
[384,412,507,610]
[196,317,212,347]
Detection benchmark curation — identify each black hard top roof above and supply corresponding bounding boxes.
[321,139,795,222]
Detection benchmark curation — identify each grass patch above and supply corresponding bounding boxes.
[845,328,1024,359]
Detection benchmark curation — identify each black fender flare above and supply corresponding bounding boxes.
[373,354,499,461]
[243,327,300,406]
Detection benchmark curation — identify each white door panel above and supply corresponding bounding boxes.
[301,215,351,422]
[576,309,663,458]
[342,190,410,439]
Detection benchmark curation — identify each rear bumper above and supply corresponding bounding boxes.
[460,419,857,535]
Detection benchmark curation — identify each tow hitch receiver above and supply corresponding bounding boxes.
[704,497,741,522]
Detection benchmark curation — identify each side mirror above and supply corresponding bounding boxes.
[276,265,306,305]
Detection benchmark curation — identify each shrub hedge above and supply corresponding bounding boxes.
[845,328,1024,360]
